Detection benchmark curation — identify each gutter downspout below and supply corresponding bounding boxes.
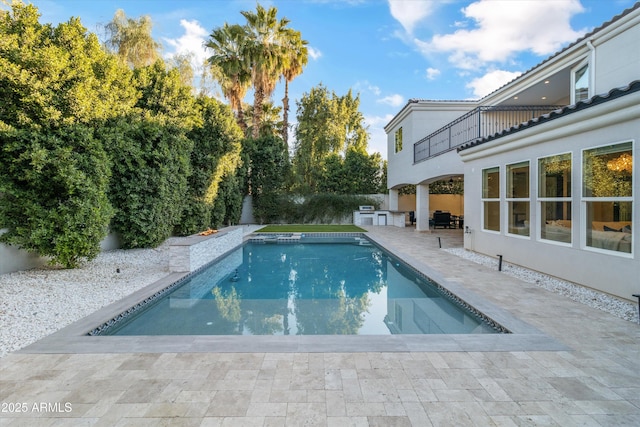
[586,39,596,97]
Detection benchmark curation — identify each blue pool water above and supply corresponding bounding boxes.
[97,237,504,336]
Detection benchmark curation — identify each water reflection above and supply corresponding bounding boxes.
[107,241,497,335]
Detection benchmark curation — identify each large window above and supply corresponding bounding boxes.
[583,142,632,254]
[507,161,530,236]
[572,61,589,104]
[539,153,572,243]
[395,127,403,153]
[482,167,500,231]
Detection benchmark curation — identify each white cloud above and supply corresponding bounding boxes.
[388,0,435,34]
[426,67,440,80]
[377,94,405,107]
[164,19,209,68]
[466,69,522,98]
[354,80,381,96]
[425,0,585,66]
[308,46,322,60]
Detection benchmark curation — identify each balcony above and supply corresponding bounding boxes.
[413,105,563,164]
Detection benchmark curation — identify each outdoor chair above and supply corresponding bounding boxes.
[433,211,453,229]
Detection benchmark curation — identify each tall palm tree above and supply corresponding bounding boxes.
[104,9,161,69]
[206,23,252,133]
[280,29,308,153]
[241,4,291,139]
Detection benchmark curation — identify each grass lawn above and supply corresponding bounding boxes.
[256,224,367,233]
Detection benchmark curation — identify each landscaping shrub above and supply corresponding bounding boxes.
[103,116,192,248]
[176,96,243,235]
[0,124,113,268]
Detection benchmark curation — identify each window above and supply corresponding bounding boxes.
[506,161,530,236]
[394,127,403,153]
[583,142,632,254]
[539,153,572,243]
[572,61,589,104]
[482,167,500,232]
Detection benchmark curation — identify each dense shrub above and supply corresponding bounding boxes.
[176,96,244,235]
[257,193,380,224]
[103,116,192,248]
[0,124,113,267]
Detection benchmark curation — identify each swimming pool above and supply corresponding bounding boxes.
[92,236,507,336]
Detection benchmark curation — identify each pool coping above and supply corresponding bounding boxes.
[18,232,569,354]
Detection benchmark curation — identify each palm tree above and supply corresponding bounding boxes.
[241,4,292,139]
[280,29,308,154]
[104,9,161,69]
[206,23,252,133]
[245,101,283,137]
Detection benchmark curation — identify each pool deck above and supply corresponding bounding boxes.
[2,226,639,426]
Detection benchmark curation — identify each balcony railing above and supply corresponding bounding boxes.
[413,105,563,163]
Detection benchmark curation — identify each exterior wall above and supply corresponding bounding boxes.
[386,103,474,189]
[461,92,640,301]
[1,230,121,274]
[593,11,640,93]
[398,194,464,217]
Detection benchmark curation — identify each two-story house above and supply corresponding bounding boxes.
[385,2,640,301]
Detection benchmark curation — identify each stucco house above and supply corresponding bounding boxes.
[385,2,640,301]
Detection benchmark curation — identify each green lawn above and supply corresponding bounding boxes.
[256,224,367,233]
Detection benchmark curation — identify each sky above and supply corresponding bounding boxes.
[18,0,638,159]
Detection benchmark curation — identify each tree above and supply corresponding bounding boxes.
[103,116,192,248]
[0,2,134,267]
[280,29,308,152]
[177,96,244,235]
[104,9,161,69]
[0,2,137,127]
[133,59,199,128]
[0,124,113,268]
[241,4,292,139]
[293,84,370,193]
[206,23,252,133]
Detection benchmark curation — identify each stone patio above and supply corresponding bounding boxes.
[1,226,638,426]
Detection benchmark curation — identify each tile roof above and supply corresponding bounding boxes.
[457,80,640,152]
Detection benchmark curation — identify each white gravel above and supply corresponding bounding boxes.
[0,241,173,358]
[444,248,638,323]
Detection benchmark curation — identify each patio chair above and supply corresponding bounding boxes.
[433,211,452,229]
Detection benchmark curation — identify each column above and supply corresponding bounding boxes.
[388,188,399,211]
[416,184,430,232]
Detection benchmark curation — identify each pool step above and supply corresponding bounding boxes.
[249,233,302,244]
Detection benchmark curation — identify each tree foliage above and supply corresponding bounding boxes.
[293,84,370,193]
[103,116,192,248]
[0,124,112,268]
[104,9,161,69]
[0,2,137,128]
[177,96,244,235]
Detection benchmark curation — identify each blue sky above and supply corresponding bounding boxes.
[22,0,637,158]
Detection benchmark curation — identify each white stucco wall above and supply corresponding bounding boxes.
[386,102,474,189]
[593,10,640,93]
[460,91,640,301]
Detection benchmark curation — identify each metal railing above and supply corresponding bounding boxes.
[413,105,563,163]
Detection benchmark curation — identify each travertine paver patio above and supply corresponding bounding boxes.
[1,226,639,426]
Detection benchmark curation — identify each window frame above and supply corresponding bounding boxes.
[537,152,573,246]
[481,166,501,233]
[506,160,531,238]
[571,58,590,105]
[581,140,633,257]
[394,127,403,153]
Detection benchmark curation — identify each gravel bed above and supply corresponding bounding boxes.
[444,248,638,323]
[0,241,173,358]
